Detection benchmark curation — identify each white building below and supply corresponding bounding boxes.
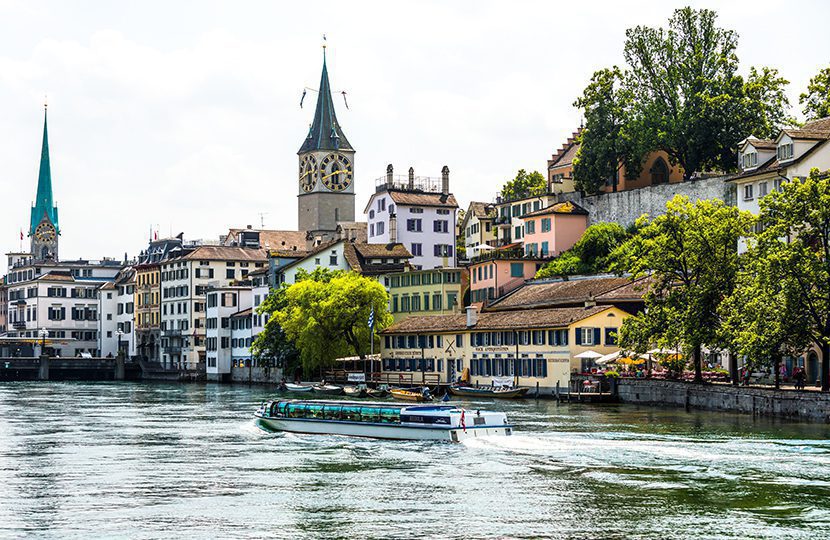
[460,201,497,259]
[98,267,136,358]
[732,117,830,253]
[205,285,252,382]
[5,255,122,357]
[364,165,458,270]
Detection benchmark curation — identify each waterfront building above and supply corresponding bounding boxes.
[732,116,830,253]
[382,267,464,323]
[250,267,270,338]
[221,226,307,252]
[205,285,252,381]
[159,245,267,369]
[468,249,546,305]
[520,201,588,258]
[378,304,631,390]
[97,267,136,358]
[546,128,684,194]
[134,236,183,362]
[297,48,356,243]
[460,202,497,259]
[365,165,459,269]
[273,239,411,285]
[0,280,7,335]
[493,193,558,247]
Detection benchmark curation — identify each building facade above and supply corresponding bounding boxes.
[460,202,497,259]
[520,201,588,258]
[493,193,558,247]
[382,267,464,323]
[205,285,252,381]
[468,253,545,304]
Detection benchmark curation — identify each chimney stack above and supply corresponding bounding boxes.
[386,164,394,185]
[441,165,450,195]
[466,305,478,328]
[389,212,397,243]
[408,167,415,190]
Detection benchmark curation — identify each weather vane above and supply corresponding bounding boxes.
[299,34,350,110]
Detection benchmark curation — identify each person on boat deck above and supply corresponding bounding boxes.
[422,387,432,398]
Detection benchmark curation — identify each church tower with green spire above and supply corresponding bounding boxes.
[297,46,355,239]
[29,105,60,261]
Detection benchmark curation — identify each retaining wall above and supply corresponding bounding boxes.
[617,379,830,423]
[558,176,736,227]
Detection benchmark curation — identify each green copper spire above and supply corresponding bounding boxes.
[30,106,59,235]
[298,48,353,154]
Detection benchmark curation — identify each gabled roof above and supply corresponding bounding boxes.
[487,275,637,311]
[381,305,614,334]
[547,129,582,170]
[224,228,307,252]
[181,246,267,262]
[521,201,588,219]
[386,190,459,209]
[778,117,830,142]
[729,139,830,182]
[343,242,411,276]
[298,51,352,154]
[461,201,496,230]
[741,138,776,151]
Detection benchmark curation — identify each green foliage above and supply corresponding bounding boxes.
[603,370,620,379]
[574,8,792,182]
[800,66,830,120]
[500,169,547,200]
[251,284,298,368]
[612,196,754,381]
[275,271,392,372]
[536,222,629,278]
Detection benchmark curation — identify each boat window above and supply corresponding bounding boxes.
[323,405,342,420]
[380,408,401,423]
[341,406,361,421]
[360,407,380,423]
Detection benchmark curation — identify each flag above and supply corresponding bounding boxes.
[460,409,466,433]
[154,230,158,240]
[20,229,23,241]
[368,306,374,330]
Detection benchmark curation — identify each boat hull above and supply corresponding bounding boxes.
[282,384,313,393]
[255,416,511,442]
[449,387,530,399]
[390,390,431,402]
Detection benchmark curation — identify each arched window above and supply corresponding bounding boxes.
[650,157,668,185]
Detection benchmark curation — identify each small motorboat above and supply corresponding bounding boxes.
[281,383,314,393]
[343,385,367,398]
[313,384,344,396]
[449,385,530,399]
[366,387,388,398]
[390,388,433,402]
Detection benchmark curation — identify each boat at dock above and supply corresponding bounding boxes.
[390,388,432,402]
[343,385,367,397]
[280,383,314,393]
[254,399,513,442]
[449,385,530,399]
[312,384,344,395]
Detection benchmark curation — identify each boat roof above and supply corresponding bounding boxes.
[270,399,460,411]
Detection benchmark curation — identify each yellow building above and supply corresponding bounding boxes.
[382,267,464,323]
[379,304,630,392]
[134,262,161,361]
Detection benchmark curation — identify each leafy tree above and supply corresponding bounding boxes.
[251,284,298,368]
[275,271,392,372]
[800,66,830,120]
[536,222,629,278]
[572,67,646,194]
[500,169,547,200]
[745,169,830,390]
[612,196,754,382]
[572,8,791,179]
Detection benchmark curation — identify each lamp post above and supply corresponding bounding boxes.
[39,327,48,357]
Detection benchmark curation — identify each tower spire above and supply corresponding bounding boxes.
[297,43,352,154]
[30,104,59,235]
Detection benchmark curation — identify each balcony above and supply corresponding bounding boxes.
[162,329,182,337]
[13,321,26,330]
[375,175,443,194]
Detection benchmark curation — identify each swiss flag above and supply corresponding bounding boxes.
[20,229,23,240]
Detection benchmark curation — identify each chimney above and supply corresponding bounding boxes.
[386,164,394,185]
[389,212,397,243]
[466,305,478,328]
[441,165,450,195]
[408,167,415,189]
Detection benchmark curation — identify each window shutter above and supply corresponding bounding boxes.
[593,328,601,346]
[575,328,583,346]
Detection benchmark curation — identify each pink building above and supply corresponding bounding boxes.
[521,201,588,258]
[469,249,545,304]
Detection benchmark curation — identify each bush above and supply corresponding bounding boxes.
[604,370,620,378]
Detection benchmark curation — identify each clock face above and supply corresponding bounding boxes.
[35,222,56,244]
[320,153,353,192]
[299,155,318,193]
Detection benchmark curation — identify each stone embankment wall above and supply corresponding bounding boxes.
[230,366,282,385]
[617,379,830,423]
[557,176,736,227]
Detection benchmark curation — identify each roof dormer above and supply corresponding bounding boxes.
[738,137,775,171]
[776,133,795,163]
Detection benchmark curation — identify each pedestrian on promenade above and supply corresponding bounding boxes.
[794,367,806,391]
[779,363,788,383]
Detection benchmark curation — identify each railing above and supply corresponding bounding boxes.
[470,248,527,263]
[375,175,444,194]
[162,329,182,337]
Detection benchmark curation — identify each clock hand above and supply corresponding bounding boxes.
[321,169,349,180]
[299,170,312,179]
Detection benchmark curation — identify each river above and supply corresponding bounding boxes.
[0,382,828,539]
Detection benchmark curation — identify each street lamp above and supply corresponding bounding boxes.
[39,327,48,357]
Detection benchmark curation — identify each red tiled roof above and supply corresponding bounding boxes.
[387,190,459,208]
[182,246,268,262]
[487,276,640,311]
[521,201,588,218]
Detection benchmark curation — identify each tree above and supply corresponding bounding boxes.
[747,169,830,391]
[536,222,629,278]
[250,283,298,369]
[572,67,645,194]
[800,66,830,120]
[740,66,796,140]
[612,196,754,382]
[275,271,392,372]
[500,169,547,200]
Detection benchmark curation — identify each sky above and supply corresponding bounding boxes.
[1,0,828,266]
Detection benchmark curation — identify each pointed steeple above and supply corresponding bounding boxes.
[30,105,59,235]
[298,48,353,154]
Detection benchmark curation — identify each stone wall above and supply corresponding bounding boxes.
[558,176,736,227]
[617,379,830,423]
[230,365,283,385]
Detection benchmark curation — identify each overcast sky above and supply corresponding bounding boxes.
[1,0,828,266]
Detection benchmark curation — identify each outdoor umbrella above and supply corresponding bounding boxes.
[574,350,603,359]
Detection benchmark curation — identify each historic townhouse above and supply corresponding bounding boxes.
[205,285,253,381]
[365,165,459,269]
[460,201,497,258]
[382,267,465,323]
[97,267,136,358]
[520,201,588,258]
[467,250,546,305]
[159,245,266,369]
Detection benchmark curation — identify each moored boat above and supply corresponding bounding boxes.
[449,385,530,399]
[281,383,314,393]
[255,399,513,442]
[366,387,388,398]
[343,385,367,398]
[390,388,432,402]
[313,384,344,395]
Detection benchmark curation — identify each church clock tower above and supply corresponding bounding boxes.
[30,105,60,261]
[297,47,355,238]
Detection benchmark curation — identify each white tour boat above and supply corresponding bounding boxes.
[254,399,513,442]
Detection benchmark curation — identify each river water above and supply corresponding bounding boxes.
[0,382,829,539]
